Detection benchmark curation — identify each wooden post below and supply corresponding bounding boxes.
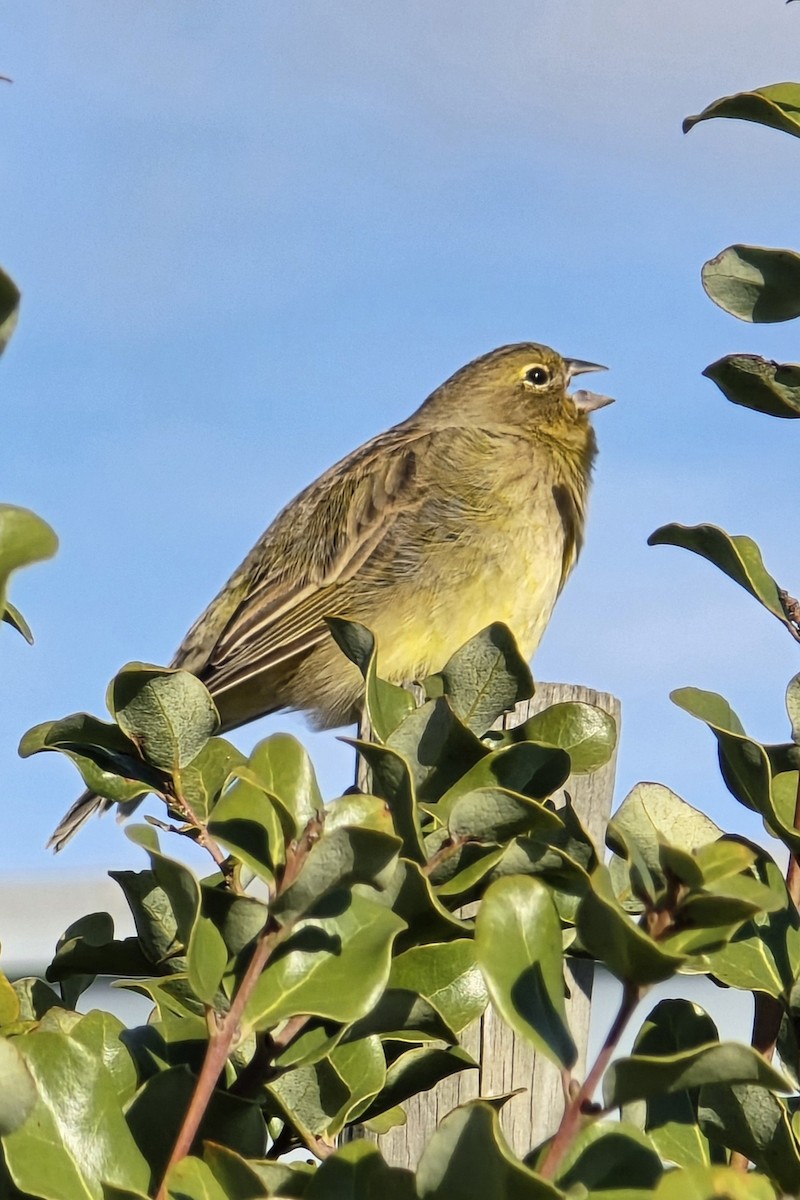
[350,682,620,1167]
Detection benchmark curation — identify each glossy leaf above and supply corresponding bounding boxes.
[699,1083,800,1195]
[416,1101,562,1200]
[553,1121,663,1191]
[625,999,721,1168]
[605,1041,791,1109]
[208,771,291,879]
[386,695,487,803]
[704,354,800,419]
[19,712,161,799]
[654,1164,776,1200]
[388,938,489,1034]
[178,739,246,824]
[684,83,800,139]
[0,1038,36,1136]
[787,673,800,744]
[304,1140,415,1200]
[430,622,534,735]
[515,701,616,773]
[108,663,220,773]
[476,876,576,1069]
[0,505,57,629]
[2,1032,150,1198]
[327,617,414,740]
[701,244,800,323]
[126,1067,265,1180]
[247,733,322,835]
[349,739,427,863]
[430,741,570,821]
[0,265,20,354]
[274,826,399,925]
[361,1046,477,1125]
[577,866,687,985]
[244,890,405,1031]
[648,524,789,628]
[165,1157,228,1200]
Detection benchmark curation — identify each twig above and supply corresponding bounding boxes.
[166,777,232,880]
[779,589,800,644]
[421,836,466,878]
[538,983,642,1181]
[156,816,323,1198]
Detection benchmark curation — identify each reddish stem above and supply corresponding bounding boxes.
[156,817,322,1197]
[538,983,642,1181]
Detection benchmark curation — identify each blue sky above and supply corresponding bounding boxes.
[4,0,800,897]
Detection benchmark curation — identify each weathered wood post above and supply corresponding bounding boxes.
[349,682,620,1167]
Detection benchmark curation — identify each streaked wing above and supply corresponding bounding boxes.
[171,421,429,704]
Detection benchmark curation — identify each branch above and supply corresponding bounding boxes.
[538,983,642,1182]
[156,816,323,1198]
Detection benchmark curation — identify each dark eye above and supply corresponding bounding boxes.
[525,365,550,387]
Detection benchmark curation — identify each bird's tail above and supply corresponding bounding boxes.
[48,790,116,853]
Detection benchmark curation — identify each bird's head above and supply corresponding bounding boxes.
[418,342,614,441]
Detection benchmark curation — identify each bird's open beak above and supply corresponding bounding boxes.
[565,358,607,379]
[565,358,614,412]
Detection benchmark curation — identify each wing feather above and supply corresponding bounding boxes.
[172,423,428,706]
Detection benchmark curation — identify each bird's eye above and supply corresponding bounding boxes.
[524,364,550,387]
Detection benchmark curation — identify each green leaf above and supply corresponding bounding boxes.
[430,742,570,822]
[416,1101,563,1200]
[19,712,161,799]
[577,866,687,985]
[648,524,789,628]
[348,740,427,864]
[430,622,534,735]
[701,244,800,323]
[0,505,57,634]
[126,826,202,951]
[385,696,488,804]
[344,988,456,1044]
[1,1032,150,1198]
[202,1143,272,1200]
[207,772,288,880]
[244,890,405,1032]
[165,1158,228,1200]
[127,1067,265,1181]
[684,83,800,140]
[272,826,400,925]
[71,1010,138,1105]
[187,914,229,1006]
[46,912,116,1008]
[3,600,34,643]
[672,688,800,851]
[699,1083,800,1195]
[514,702,616,774]
[372,858,469,952]
[476,876,576,1069]
[0,265,21,355]
[327,617,415,740]
[703,355,800,420]
[244,1159,314,1197]
[624,999,721,1168]
[608,782,722,888]
[0,1039,36,1136]
[108,663,220,773]
[605,1042,791,1109]
[446,786,563,844]
[787,673,800,744]
[358,1046,476,1123]
[110,868,184,968]
[553,1121,663,1191]
[247,734,322,836]
[653,1164,776,1200]
[178,739,246,824]
[304,1140,415,1200]
[388,939,489,1034]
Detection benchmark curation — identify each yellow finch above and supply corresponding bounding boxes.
[50,342,612,849]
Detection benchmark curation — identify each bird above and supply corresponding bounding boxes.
[49,342,612,850]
